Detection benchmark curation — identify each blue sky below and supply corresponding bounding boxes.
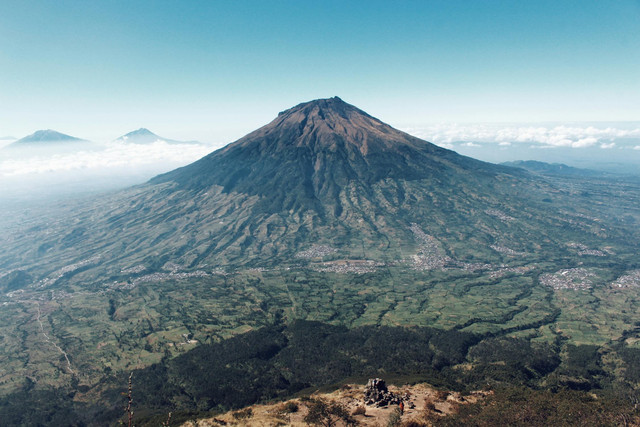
[0,0,639,144]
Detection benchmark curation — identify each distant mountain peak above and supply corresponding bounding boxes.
[13,129,85,144]
[116,128,163,143]
[127,128,157,137]
[115,128,188,145]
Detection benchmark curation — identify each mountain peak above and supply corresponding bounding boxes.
[278,96,369,123]
[236,97,409,158]
[116,128,172,144]
[128,128,156,136]
[278,96,351,115]
[14,129,84,144]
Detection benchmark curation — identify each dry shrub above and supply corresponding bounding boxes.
[304,398,356,426]
[423,398,436,412]
[435,390,450,401]
[232,408,253,420]
[352,405,366,416]
[277,401,299,414]
[387,407,403,427]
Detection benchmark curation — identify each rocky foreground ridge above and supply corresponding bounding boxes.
[183,380,488,427]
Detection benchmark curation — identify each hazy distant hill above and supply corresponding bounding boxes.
[502,160,612,177]
[115,128,197,145]
[10,129,86,145]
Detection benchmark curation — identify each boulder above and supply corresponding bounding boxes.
[364,378,403,407]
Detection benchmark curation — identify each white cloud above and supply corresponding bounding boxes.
[462,142,480,147]
[572,137,598,148]
[600,142,615,149]
[405,123,640,149]
[0,141,213,177]
[498,141,511,146]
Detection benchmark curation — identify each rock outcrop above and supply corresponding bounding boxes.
[364,378,403,407]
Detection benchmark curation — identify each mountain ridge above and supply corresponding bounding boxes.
[502,160,613,178]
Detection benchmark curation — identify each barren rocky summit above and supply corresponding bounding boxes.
[184,380,489,427]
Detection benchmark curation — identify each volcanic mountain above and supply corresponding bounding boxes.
[0,97,625,274]
[152,97,514,215]
[115,128,195,145]
[11,129,86,145]
[6,130,89,155]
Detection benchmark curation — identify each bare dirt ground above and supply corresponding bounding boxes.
[183,382,490,427]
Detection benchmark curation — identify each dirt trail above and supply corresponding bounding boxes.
[35,302,75,374]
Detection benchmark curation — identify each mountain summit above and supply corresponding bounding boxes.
[117,128,160,142]
[235,96,440,156]
[115,128,198,145]
[13,129,85,144]
[116,128,171,144]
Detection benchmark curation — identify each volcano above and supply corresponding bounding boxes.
[11,129,86,145]
[115,128,194,145]
[0,97,621,273]
[152,96,516,215]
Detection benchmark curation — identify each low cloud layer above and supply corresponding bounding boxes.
[0,140,213,177]
[405,123,640,150]
[1,123,639,203]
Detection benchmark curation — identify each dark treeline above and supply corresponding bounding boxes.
[1,321,640,425]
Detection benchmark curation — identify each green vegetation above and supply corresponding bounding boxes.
[435,387,638,427]
[0,321,639,425]
[303,398,355,427]
[386,407,403,427]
